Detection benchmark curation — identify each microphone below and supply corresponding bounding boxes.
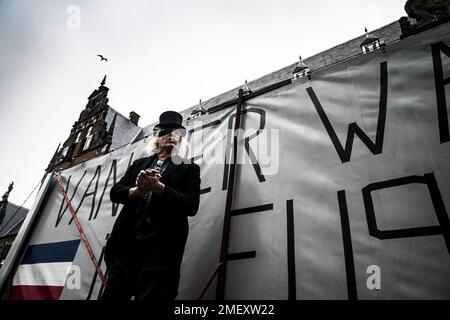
[142,159,164,205]
[154,159,164,173]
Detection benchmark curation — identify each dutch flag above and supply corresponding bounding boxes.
[10,239,81,300]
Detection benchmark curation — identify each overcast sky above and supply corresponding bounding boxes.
[0,0,407,206]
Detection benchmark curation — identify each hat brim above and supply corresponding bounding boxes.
[154,123,185,130]
[153,123,186,136]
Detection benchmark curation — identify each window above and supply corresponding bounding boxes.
[82,126,93,151]
[75,132,81,143]
[83,136,93,151]
[61,146,69,157]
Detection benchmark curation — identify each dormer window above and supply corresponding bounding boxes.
[360,28,386,54]
[292,56,311,80]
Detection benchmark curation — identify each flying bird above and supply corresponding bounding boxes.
[97,54,108,62]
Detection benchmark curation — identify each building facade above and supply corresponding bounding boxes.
[0,184,29,268]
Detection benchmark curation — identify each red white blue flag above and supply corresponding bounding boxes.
[10,239,81,300]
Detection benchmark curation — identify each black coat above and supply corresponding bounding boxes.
[104,154,201,268]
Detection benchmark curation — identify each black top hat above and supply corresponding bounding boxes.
[153,111,186,135]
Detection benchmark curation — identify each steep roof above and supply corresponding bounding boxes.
[0,202,29,239]
[106,107,142,151]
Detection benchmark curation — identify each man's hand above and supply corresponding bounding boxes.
[135,170,165,195]
[128,186,142,199]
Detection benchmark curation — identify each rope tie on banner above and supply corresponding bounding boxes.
[53,171,106,286]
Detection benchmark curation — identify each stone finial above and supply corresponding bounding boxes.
[0,182,14,225]
[100,75,107,86]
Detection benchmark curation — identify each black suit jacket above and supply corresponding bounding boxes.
[105,154,201,267]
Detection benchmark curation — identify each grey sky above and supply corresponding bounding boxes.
[0,0,406,205]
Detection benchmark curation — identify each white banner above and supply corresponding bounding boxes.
[5,21,450,299]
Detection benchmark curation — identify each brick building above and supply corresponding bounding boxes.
[46,76,141,172]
